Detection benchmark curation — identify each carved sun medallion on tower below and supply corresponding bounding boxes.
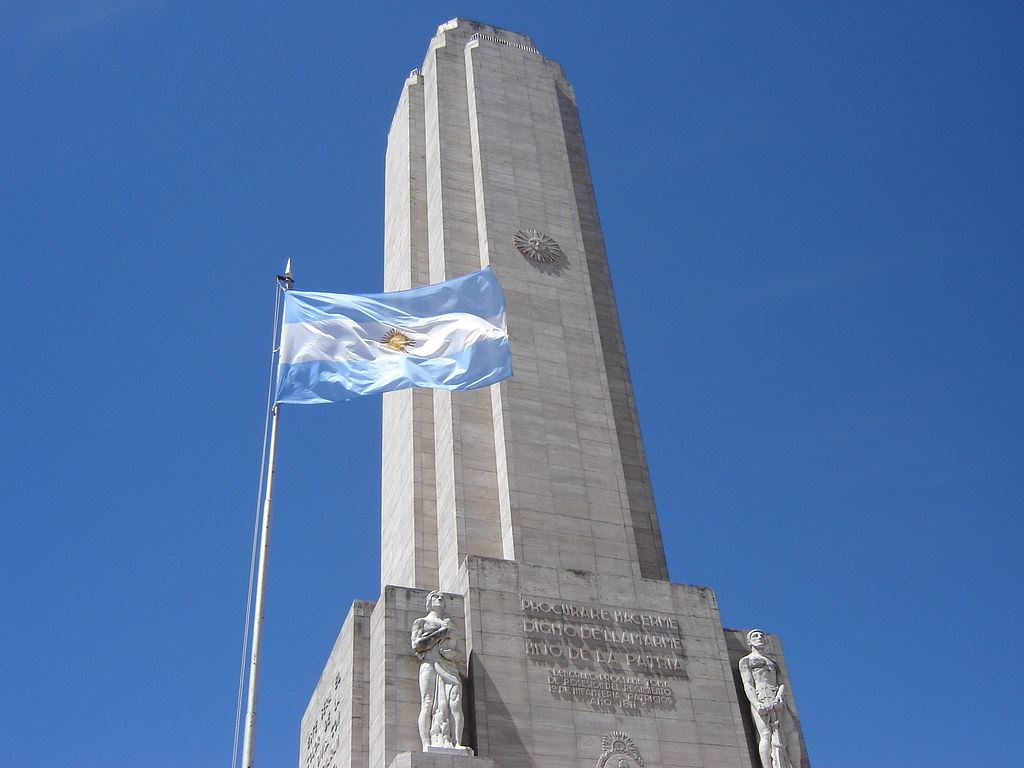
[514,228,565,264]
[381,328,415,352]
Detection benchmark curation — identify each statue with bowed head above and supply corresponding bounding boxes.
[738,629,803,768]
[410,591,469,753]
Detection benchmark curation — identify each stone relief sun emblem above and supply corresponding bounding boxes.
[514,229,565,263]
[381,328,415,352]
[596,730,645,768]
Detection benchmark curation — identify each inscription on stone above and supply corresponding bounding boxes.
[548,669,674,709]
[521,596,685,711]
[521,597,685,674]
[303,671,343,768]
[303,694,341,767]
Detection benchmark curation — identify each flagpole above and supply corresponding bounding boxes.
[241,260,293,768]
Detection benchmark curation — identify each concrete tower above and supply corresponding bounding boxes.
[301,20,811,768]
[380,18,667,594]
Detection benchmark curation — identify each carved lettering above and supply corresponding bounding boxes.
[546,669,676,711]
[520,594,687,710]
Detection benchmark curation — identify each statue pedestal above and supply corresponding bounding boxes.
[426,746,475,757]
[387,752,493,768]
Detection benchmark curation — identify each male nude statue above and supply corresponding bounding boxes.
[738,629,803,768]
[410,591,465,751]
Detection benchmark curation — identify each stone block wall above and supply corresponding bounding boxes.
[454,556,754,767]
[300,600,375,768]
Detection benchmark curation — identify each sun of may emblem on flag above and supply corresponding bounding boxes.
[381,328,415,352]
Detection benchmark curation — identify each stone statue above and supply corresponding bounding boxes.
[411,591,467,752]
[738,629,803,768]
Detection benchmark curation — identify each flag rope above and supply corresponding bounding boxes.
[231,278,285,768]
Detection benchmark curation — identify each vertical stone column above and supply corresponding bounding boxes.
[422,24,506,591]
[381,71,439,589]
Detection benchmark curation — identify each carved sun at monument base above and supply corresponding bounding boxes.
[299,18,811,768]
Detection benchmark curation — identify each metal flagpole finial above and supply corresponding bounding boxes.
[278,259,294,289]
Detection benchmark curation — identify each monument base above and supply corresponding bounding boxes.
[300,556,809,767]
[388,752,493,768]
[425,746,475,756]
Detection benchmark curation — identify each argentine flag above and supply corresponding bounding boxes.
[275,267,512,404]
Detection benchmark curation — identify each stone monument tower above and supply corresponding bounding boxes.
[301,19,811,768]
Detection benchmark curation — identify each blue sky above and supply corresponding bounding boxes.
[1,2,1021,766]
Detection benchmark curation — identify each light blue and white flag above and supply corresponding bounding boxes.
[275,267,512,404]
